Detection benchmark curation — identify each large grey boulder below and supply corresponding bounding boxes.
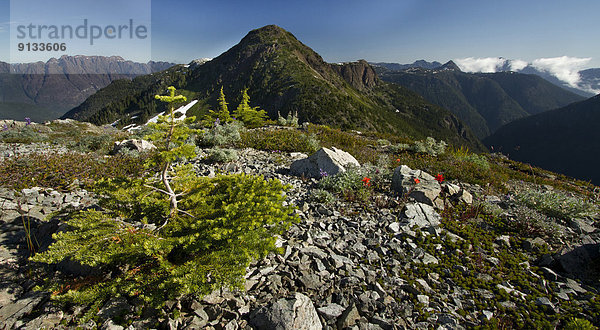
[397,203,441,231]
[249,292,322,330]
[290,147,360,178]
[111,139,156,154]
[392,165,442,208]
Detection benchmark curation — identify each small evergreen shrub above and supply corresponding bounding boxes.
[233,89,268,128]
[32,174,297,319]
[202,86,233,127]
[197,121,243,147]
[206,147,239,163]
[71,134,115,153]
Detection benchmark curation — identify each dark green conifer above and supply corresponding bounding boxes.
[233,88,268,128]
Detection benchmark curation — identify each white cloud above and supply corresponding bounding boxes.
[454,57,507,73]
[531,56,591,88]
[509,59,528,71]
[577,83,600,95]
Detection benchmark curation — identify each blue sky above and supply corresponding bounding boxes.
[1,0,600,68]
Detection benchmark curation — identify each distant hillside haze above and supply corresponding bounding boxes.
[0,56,176,122]
[374,63,585,138]
[484,94,600,185]
[63,25,484,151]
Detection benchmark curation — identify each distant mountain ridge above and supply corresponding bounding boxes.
[0,56,176,122]
[484,94,600,185]
[374,64,585,138]
[372,59,600,98]
[64,25,484,151]
[6,55,174,75]
[370,60,443,71]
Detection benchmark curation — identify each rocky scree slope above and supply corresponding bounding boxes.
[1,137,600,329]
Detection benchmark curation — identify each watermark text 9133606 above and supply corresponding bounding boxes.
[18,42,67,52]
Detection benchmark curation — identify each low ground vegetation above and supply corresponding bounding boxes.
[1,96,599,328]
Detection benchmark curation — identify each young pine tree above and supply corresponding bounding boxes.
[233,88,268,128]
[32,86,297,321]
[203,86,232,127]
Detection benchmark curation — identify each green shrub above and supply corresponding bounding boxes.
[32,173,298,319]
[515,189,599,221]
[206,147,239,163]
[395,151,509,190]
[310,188,336,205]
[389,143,410,153]
[238,129,320,153]
[317,165,383,202]
[450,146,490,170]
[318,167,363,193]
[233,89,268,128]
[70,134,115,153]
[202,86,233,127]
[389,137,446,156]
[197,121,243,147]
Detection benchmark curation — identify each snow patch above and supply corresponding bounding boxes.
[146,100,198,124]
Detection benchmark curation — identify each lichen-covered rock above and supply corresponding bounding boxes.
[290,147,359,178]
[249,293,322,330]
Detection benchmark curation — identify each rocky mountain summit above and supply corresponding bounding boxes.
[1,121,599,328]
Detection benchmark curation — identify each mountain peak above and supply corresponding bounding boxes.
[249,24,287,35]
[242,25,296,44]
[439,60,461,71]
